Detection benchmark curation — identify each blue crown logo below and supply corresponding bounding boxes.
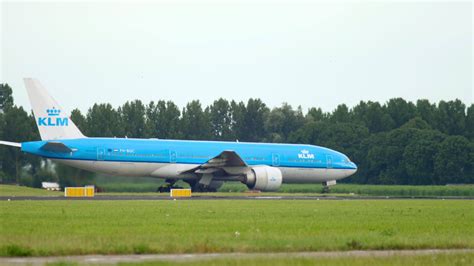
[46,107,61,116]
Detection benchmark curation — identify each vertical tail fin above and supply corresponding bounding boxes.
[24,78,86,140]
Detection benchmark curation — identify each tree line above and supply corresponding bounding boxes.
[0,83,473,187]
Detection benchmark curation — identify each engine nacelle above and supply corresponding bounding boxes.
[244,166,282,191]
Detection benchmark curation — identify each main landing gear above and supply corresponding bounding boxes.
[183,179,224,192]
[185,180,218,192]
[156,176,224,193]
[156,179,222,193]
[156,179,183,193]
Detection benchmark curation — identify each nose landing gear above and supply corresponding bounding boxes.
[322,180,337,193]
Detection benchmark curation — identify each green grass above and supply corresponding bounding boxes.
[219,182,474,197]
[0,184,62,197]
[118,252,474,266]
[331,184,474,197]
[1,200,473,256]
[94,175,474,197]
[94,175,170,192]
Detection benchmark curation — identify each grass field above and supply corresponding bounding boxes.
[0,184,62,197]
[1,199,472,257]
[94,176,167,192]
[219,182,474,197]
[93,176,474,197]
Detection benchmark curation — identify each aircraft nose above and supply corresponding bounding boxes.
[349,162,358,170]
[335,152,358,177]
[343,162,357,178]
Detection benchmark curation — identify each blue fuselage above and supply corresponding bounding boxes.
[21,138,357,170]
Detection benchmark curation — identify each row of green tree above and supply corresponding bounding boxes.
[1,83,473,186]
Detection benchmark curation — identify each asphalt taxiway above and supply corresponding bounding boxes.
[2,249,473,265]
[1,195,472,201]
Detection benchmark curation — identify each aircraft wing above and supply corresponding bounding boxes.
[181,150,248,177]
[201,150,247,168]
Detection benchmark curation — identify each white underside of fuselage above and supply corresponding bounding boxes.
[52,159,355,183]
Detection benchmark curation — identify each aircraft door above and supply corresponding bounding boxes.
[170,150,177,163]
[97,148,105,161]
[326,155,333,169]
[272,154,280,166]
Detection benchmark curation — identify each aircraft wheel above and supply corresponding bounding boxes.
[189,182,216,192]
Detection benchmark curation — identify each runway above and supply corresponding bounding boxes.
[2,249,472,265]
[1,195,472,201]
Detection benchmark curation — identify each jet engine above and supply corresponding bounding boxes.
[244,166,282,191]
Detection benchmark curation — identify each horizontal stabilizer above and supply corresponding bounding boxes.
[0,141,21,148]
[40,142,74,153]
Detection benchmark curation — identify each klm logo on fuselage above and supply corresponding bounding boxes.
[298,149,315,159]
[38,108,68,127]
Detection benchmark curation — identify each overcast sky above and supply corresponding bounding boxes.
[1,1,472,114]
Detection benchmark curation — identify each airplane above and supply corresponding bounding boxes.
[0,78,357,192]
